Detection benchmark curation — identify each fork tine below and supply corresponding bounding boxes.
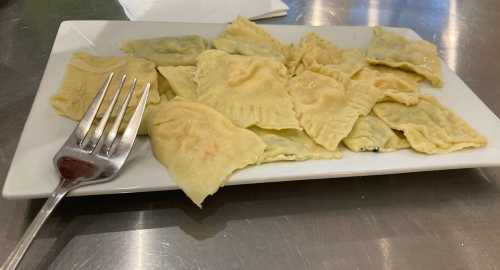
[85,74,127,152]
[112,82,150,157]
[74,73,114,143]
[101,78,137,156]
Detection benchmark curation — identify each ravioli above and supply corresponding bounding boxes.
[157,71,176,99]
[367,27,443,87]
[373,96,487,154]
[288,32,366,77]
[354,65,423,105]
[369,65,424,88]
[343,114,410,152]
[305,63,351,87]
[121,35,209,66]
[196,50,300,130]
[51,52,160,122]
[296,32,340,70]
[158,66,197,100]
[332,48,367,77]
[288,70,383,151]
[251,127,341,162]
[213,16,286,62]
[284,43,305,76]
[149,100,265,207]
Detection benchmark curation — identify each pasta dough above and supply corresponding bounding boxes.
[157,71,176,99]
[213,16,287,62]
[373,96,487,154]
[368,65,423,89]
[288,70,383,151]
[287,32,366,77]
[343,114,410,152]
[51,52,160,122]
[367,27,442,87]
[251,127,341,162]
[196,50,300,130]
[158,66,197,100]
[354,65,423,105]
[149,100,265,207]
[121,35,209,66]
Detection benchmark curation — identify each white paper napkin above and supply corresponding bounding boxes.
[118,0,289,23]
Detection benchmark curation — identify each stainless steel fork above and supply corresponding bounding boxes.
[1,73,150,270]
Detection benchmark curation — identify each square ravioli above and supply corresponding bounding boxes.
[121,35,209,66]
[213,17,287,62]
[343,114,410,152]
[288,70,383,151]
[367,27,442,87]
[196,50,300,130]
[158,66,197,100]
[51,52,160,122]
[251,127,341,163]
[287,32,366,77]
[354,65,423,105]
[149,100,265,207]
[373,96,487,154]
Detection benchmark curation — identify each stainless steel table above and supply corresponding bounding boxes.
[1,0,500,269]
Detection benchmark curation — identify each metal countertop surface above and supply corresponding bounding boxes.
[1,0,500,269]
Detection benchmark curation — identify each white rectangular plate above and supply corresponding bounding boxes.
[3,21,500,199]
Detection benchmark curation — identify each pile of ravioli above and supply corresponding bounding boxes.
[52,17,487,207]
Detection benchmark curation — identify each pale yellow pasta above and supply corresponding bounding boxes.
[157,71,176,99]
[300,32,341,66]
[150,100,265,207]
[288,70,383,151]
[346,80,385,115]
[158,66,197,100]
[51,52,160,122]
[284,43,305,76]
[332,48,367,77]
[213,16,287,62]
[373,96,487,154]
[121,35,209,66]
[196,50,300,130]
[287,32,366,77]
[369,65,424,88]
[354,65,423,105]
[367,27,442,87]
[251,127,341,162]
[305,63,351,87]
[343,114,410,152]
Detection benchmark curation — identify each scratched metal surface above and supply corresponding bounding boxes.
[1,0,500,269]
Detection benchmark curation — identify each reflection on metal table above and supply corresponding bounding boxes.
[1,0,500,269]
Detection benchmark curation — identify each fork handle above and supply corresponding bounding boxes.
[1,179,73,270]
